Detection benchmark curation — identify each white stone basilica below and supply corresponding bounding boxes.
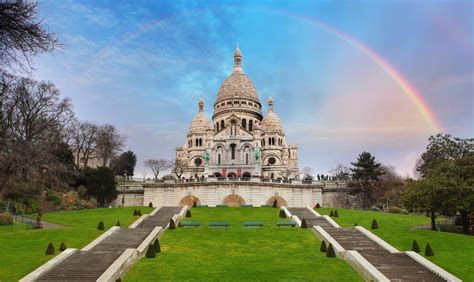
[176,47,299,179]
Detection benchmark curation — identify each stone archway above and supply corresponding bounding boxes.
[223,194,245,207]
[227,172,237,178]
[242,172,252,178]
[266,196,288,207]
[180,195,201,207]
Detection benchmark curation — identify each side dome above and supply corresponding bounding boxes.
[188,97,212,135]
[261,97,284,134]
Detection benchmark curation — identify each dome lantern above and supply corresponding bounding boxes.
[233,46,243,74]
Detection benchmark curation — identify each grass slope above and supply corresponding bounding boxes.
[318,208,474,281]
[0,206,152,281]
[125,207,362,281]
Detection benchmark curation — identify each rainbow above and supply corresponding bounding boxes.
[265,8,443,133]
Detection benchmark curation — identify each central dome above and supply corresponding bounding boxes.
[214,47,261,106]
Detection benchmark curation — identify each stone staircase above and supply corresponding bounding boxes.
[35,206,182,282]
[287,207,447,282]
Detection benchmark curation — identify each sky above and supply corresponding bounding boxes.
[33,0,473,178]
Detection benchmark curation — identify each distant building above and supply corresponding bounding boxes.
[175,47,299,179]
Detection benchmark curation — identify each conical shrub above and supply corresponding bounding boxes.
[154,239,161,253]
[186,210,191,218]
[329,210,334,217]
[371,219,378,229]
[97,221,105,230]
[45,243,55,255]
[116,221,121,227]
[425,243,434,256]
[133,209,138,216]
[272,199,278,208]
[334,210,339,217]
[354,223,358,227]
[326,243,336,257]
[301,218,308,229]
[59,241,67,251]
[315,203,320,209]
[148,202,153,208]
[279,209,286,218]
[320,241,327,252]
[169,218,176,229]
[412,240,420,253]
[145,244,156,258]
[137,210,142,216]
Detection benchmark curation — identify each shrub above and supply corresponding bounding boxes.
[169,218,176,229]
[59,241,67,251]
[133,209,138,216]
[193,201,197,208]
[279,209,286,218]
[97,221,105,230]
[0,213,13,225]
[425,243,434,256]
[354,223,358,227]
[334,210,339,217]
[272,199,278,208]
[315,203,320,209]
[320,241,327,252]
[388,207,401,214]
[186,210,191,218]
[45,243,55,255]
[148,202,153,208]
[400,209,409,215]
[412,240,420,253]
[371,219,378,229]
[145,244,156,258]
[301,219,308,229]
[137,210,142,216]
[329,210,334,217]
[326,243,336,257]
[154,240,161,253]
[116,221,121,227]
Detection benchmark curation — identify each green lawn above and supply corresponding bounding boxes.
[318,208,474,281]
[0,206,152,282]
[125,207,362,281]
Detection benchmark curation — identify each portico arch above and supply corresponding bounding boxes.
[266,196,288,207]
[180,195,201,207]
[223,194,245,207]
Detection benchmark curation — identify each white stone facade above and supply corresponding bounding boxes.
[176,47,299,179]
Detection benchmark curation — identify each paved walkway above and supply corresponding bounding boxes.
[287,208,446,281]
[36,207,182,281]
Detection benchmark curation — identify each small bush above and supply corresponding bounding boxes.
[320,241,327,252]
[354,223,358,227]
[59,241,67,251]
[45,243,55,255]
[116,221,121,227]
[315,203,320,209]
[412,240,420,253]
[154,240,161,253]
[425,243,434,256]
[400,209,409,215]
[0,213,13,225]
[329,210,334,217]
[388,207,401,214]
[148,202,153,208]
[371,219,378,229]
[145,244,156,258]
[272,199,278,208]
[169,218,176,229]
[97,221,105,230]
[133,209,138,216]
[334,210,339,217]
[186,210,191,218]
[137,210,142,216]
[301,219,308,229]
[326,243,336,257]
[279,209,286,218]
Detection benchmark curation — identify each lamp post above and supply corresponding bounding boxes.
[35,165,48,229]
[122,171,127,207]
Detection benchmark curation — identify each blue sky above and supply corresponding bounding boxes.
[33,0,473,177]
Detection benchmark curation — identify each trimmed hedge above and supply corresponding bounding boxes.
[412,240,420,253]
[279,209,286,218]
[169,218,176,229]
[326,243,336,257]
[334,210,339,217]
[320,241,327,252]
[425,243,434,256]
[301,219,308,229]
[59,241,67,251]
[145,244,156,258]
[116,221,121,227]
[371,219,378,229]
[97,221,105,230]
[154,240,161,253]
[186,210,191,218]
[148,202,153,208]
[45,243,55,255]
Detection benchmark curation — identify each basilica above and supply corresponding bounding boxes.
[175,47,299,179]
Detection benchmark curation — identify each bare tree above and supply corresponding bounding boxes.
[330,164,351,181]
[96,124,125,167]
[0,0,61,71]
[144,159,172,181]
[70,121,98,167]
[172,159,186,179]
[301,166,314,180]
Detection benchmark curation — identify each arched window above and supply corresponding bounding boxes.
[217,154,221,165]
[268,138,271,145]
[249,120,253,131]
[199,139,202,147]
[245,153,249,165]
[195,139,198,146]
[216,122,219,130]
[272,137,275,145]
[241,119,247,129]
[230,144,236,160]
[220,120,224,129]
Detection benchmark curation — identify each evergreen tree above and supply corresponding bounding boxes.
[371,219,378,229]
[97,221,105,230]
[59,241,67,251]
[425,243,434,256]
[145,244,156,258]
[350,151,383,208]
[412,240,420,253]
[110,151,137,177]
[116,221,121,227]
[334,210,339,217]
[154,240,161,253]
[326,244,336,257]
[320,241,327,252]
[45,243,55,255]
